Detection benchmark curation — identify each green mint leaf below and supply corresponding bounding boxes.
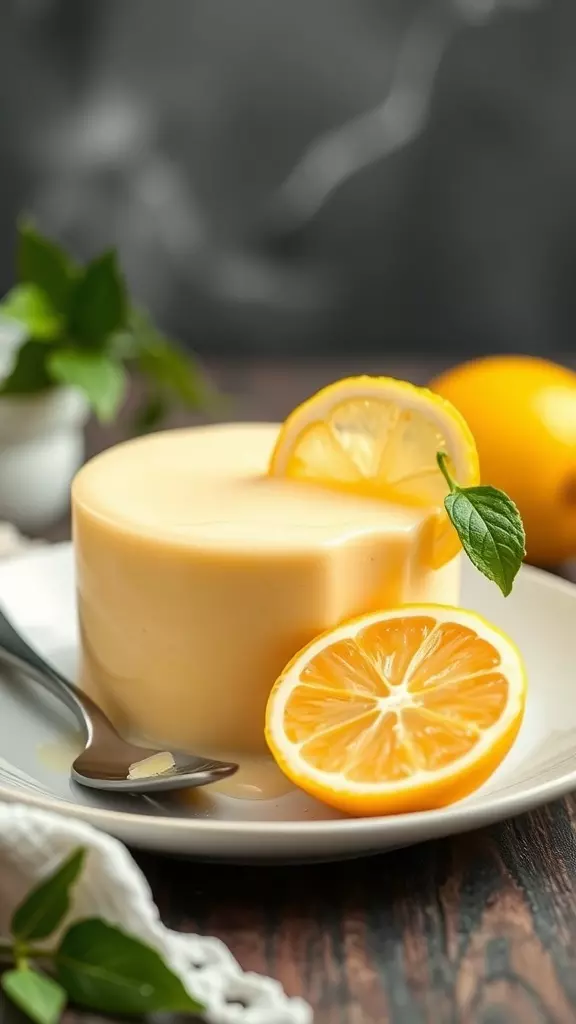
[12,848,85,942]
[108,328,140,361]
[0,284,62,342]
[445,487,525,597]
[18,220,75,315]
[0,340,53,395]
[139,341,208,407]
[437,453,525,597]
[69,251,127,347]
[2,970,66,1024]
[132,393,169,435]
[132,308,211,409]
[48,350,126,422]
[56,919,203,1016]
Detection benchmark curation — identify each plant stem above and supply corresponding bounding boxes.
[0,940,56,963]
[22,947,56,961]
[436,450,456,493]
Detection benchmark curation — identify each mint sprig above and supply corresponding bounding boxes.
[437,451,525,597]
[0,219,212,428]
[0,847,203,1024]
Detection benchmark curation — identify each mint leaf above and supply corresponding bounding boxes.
[437,452,525,596]
[108,328,139,361]
[132,309,210,408]
[133,393,169,434]
[2,970,66,1024]
[0,284,62,341]
[139,340,208,407]
[12,848,85,942]
[69,251,127,347]
[56,919,203,1015]
[0,340,53,394]
[445,487,525,597]
[18,220,75,315]
[48,350,126,421]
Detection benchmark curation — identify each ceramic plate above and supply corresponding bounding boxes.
[0,543,574,863]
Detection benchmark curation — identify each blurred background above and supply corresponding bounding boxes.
[1,0,570,360]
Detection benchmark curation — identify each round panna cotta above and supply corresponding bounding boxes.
[72,424,460,754]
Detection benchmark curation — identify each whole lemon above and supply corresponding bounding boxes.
[431,356,576,566]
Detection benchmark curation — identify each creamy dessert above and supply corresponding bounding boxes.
[73,423,460,754]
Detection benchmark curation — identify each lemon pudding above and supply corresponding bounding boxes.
[72,422,462,754]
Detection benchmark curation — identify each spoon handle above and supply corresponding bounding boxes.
[0,607,105,738]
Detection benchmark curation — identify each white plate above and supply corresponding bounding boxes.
[0,543,574,862]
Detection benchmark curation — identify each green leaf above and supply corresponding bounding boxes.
[132,393,169,434]
[11,848,85,942]
[18,219,75,315]
[108,328,140,361]
[139,340,208,407]
[0,340,53,395]
[56,919,203,1016]
[132,308,211,409]
[2,970,66,1024]
[437,452,525,597]
[69,251,127,347]
[48,350,126,422]
[445,486,525,597]
[0,284,62,341]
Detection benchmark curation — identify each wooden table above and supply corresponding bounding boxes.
[50,358,576,1023]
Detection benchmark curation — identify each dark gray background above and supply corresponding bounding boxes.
[1,0,574,356]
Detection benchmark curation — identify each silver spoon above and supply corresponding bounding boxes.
[0,606,238,794]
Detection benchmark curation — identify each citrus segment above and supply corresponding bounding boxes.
[283,687,377,744]
[269,376,480,567]
[300,639,391,697]
[403,622,500,692]
[266,605,526,816]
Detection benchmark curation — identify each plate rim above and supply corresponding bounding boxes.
[0,543,575,846]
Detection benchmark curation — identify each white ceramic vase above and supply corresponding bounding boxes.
[0,387,89,532]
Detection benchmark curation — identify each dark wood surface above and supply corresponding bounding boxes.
[50,358,576,1023]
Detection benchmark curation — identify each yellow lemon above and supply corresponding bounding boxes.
[266,604,526,816]
[269,375,479,568]
[431,356,576,566]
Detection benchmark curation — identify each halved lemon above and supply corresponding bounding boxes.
[269,376,480,566]
[265,605,526,816]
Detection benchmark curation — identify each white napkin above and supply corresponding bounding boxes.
[0,525,312,1024]
[0,522,39,559]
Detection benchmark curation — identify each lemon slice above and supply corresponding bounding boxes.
[266,604,526,816]
[269,375,480,566]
